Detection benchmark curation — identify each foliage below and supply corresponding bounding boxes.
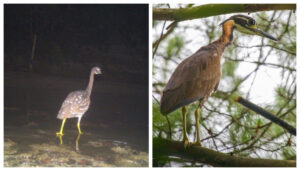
[153,6,296,167]
[166,36,184,60]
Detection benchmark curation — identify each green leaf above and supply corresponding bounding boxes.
[166,36,184,59]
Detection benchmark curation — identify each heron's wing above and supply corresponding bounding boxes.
[57,92,77,118]
[60,91,82,109]
[68,91,90,116]
[161,46,221,114]
[214,80,220,92]
[57,91,90,118]
[72,96,90,114]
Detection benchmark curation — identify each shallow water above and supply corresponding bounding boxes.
[4,123,148,167]
[4,72,149,167]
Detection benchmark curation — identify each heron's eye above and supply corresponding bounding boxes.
[248,19,255,26]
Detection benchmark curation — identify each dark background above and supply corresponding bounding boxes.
[4,4,149,151]
[4,4,148,82]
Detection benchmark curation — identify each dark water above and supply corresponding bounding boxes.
[4,72,148,167]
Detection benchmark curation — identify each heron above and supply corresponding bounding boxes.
[160,15,277,147]
[56,66,102,135]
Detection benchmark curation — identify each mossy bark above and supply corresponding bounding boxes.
[153,4,296,21]
[153,138,296,167]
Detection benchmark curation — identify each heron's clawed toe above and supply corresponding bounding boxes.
[192,141,202,147]
[183,138,190,149]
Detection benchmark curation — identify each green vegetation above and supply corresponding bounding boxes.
[153,4,296,167]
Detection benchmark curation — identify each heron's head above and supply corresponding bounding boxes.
[92,66,102,75]
[221,15,277,41]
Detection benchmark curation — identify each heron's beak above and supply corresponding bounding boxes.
[253,28,277,41]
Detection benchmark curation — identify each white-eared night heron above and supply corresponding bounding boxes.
[160,15,277,147]
[56,66,102,135]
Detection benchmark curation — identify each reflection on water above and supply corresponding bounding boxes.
[4,123,148,167]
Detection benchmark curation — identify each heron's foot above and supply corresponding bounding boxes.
[183,138,190,149]
[56,132,64,136]
[191,141,202,147]
[56,135,63,145]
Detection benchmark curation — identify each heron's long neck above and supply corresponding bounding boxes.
[86,71,95,97]
[213,20,235,52]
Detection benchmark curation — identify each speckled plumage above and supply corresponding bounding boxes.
[57,90,90,119]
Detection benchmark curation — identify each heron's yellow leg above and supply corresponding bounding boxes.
[56,119,66,136]
[76,133,81,151]
[77,117,82,134]
[194,107,202,146]
[77,123,82,134]
[182,106,189,148]
[57,135,63,145]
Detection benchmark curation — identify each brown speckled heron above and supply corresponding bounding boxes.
[160,15,277,147]
[56,66,102,135]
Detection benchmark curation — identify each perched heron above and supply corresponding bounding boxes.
[160,15,277,147]
[56,66,102,135]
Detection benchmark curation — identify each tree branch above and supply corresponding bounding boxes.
[153,138,296,167]
[235,96,296,136]
[153,22,178,49]
[153,4,296,21]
